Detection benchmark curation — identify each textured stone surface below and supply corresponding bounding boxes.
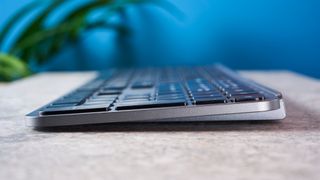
[0,71,319,180]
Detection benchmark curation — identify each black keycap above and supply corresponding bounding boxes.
[188,88,209,94]
[66,92,90,97]
[116,100,186,110]
[157,91,184,96]
[157,90,184,96]
[119,98,151,103]
[157,95,185,100]
[87,98,115,103]
[124,94,150,100]
[157,96,185,101]
[191,90,221,96]
[83,100,114,105]
[157,93,185,98]
[131,81,154,89]
[49,103,78,108]
[52,99,82,105]
[103,82,127,90]
[193,97,226,105]
[192,94,224,100]
[158,83,182,92]
[91,95,118,100]
[233,95,265,102]
[98,90,122,95]
[40,104,109,115]
[227,92,260,98]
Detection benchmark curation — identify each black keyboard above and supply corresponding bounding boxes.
[39,65,270,116]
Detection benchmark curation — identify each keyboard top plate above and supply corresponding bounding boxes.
[32,65,282,116]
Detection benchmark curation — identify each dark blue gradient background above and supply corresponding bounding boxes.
[1,0,320,78]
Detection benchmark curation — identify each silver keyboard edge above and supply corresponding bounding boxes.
[26,98,285,127]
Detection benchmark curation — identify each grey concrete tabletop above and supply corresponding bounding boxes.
[0,71,319,180]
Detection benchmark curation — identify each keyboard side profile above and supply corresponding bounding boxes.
[26,65,286,127]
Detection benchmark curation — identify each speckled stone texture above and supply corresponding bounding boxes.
[0,71,319,180]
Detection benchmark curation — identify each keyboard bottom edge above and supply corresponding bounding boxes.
[25,100,286,128]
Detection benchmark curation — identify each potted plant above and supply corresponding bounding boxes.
[0,0,182,82]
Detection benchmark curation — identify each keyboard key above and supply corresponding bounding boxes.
[227,91,260,97]
[52,99,82,105]
[91,95,118,100]
[158,83,182,92]
[115,100,186,110]
[64,92,90,97]
[124,94,150,100]
[87,98,115,103]
[157,96,186,101]
[193,97,226,105]
[157,94,186,100]
[49,103,78,108]
[103,83,127,90]
[131,81,154,89]
[40,104,109,115]
[191,91,221,96]
[233,95,265,102]
[192,94,224,100]
[98,90,122,95]
[83,100,114,105]
[119,98,151,103]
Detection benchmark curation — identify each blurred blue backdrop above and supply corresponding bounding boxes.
[1,0,320,78]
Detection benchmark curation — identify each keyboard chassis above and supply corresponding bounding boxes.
[26,65,286,127]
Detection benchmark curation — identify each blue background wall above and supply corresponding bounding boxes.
[1,0,320,78]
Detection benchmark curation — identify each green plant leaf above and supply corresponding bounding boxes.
[5,0,182,68]
[10,0,66,54]
[13,0,115,63]
[0,53,31,81]
[57,0,114,39]
[17,23,74,64]
[15,20,125,64]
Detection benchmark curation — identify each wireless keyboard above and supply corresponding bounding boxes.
[26,65,286,127]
